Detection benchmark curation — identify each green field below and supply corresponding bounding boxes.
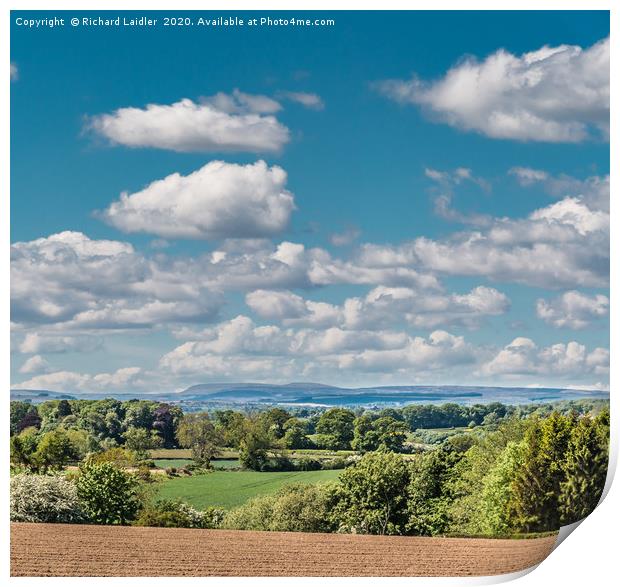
[150,449,193,459]
[153,458,193,469]
[152,458,240,470]
[155,469,341,509]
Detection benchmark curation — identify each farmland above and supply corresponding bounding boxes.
[152,458,193,469]
[155,468,341,509]
[10,523,558,577]
[10,397,609,557]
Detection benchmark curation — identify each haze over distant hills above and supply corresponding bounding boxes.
[10,382,610,407]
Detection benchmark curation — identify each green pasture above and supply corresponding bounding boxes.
[154,468,341,510]
[152,458,193,469]
[152,458,240,470]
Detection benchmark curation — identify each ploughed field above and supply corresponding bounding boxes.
[11,523,557,577]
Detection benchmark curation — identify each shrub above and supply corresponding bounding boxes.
[330,452,411,535]
[238,418,273,471]
[10,428,40,471]
[66,428,99,459]
[261,455,296,472]
[134,464,156,483]
[34,429,79,471]
[320,457,348,470]
[223,494,274,531]
[199,506,225,528]
[478,441,526,535]
[176,412,221,467]
[224,483,335,533]
[282,419,313,449]
[268,484,336,532]
[297,457,322,471]
[10,473,83,523]
[312,433,342,451]
[407,446,462,536]
[76,463,143,525]
[184,462,211,473]
[315,409,355,450]
[85,447,137,468]
[123,427,162,460]
[134,500,224,529]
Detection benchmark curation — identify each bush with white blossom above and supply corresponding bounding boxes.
[10,473,83,523]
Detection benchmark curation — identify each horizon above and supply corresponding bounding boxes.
[10,380,611,397]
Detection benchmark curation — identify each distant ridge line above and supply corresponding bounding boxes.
[10,382,608,407]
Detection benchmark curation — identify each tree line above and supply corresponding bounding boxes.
[10,407,609,537]
[205,409,610,536]
[10,398,607,473]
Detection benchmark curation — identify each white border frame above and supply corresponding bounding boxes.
[2,2,616,585]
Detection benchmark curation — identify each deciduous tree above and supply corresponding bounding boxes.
[331,452,411,535]
[315,408,355,450]
[76,463,142,525]
[176,412,221,467]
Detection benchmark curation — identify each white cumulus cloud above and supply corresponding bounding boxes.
[88,96,290,153]
[279,91,325,110]
[426,166,492,226]
[14,367,146,392]
[159,315,478,378]
[18,332,103,354]
[329,227,361,247]
[377,37,609,142]
[509,169,609,212]
[356,187,609,289]
[19,355,51,375]
[536,291,609,329]
[245,290,342,329]
[246,285,509,331]
[99,160,296,240]
[479,338,609,378]
[11,231,224,329]
[352,284,510,330]
[202,88,282,114]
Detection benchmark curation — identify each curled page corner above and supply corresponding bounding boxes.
[553,519,583,551]
[478,424,616,583]
[552,430,617,553]
[532,425,617,574]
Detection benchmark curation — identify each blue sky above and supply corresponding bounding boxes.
[10,10,610,392]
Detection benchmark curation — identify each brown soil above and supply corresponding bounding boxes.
[10,522,557,577]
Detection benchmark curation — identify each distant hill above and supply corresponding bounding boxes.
[9,389,168,404]
[10,382,610,407]
[179,381,342,401]
[10,389,78,402]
